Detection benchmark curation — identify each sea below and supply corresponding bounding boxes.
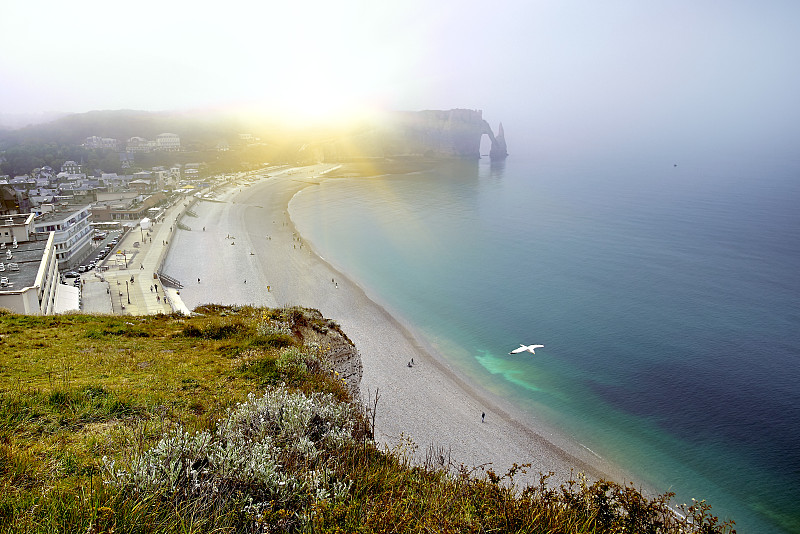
[288,143,800,534]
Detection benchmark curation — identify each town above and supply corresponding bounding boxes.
[0,131,271,315]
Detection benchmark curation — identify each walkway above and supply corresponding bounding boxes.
[84,197,192,315]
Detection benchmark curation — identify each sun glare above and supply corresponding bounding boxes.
[236,72,386,129]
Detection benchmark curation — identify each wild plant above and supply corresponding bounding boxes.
[104,386,362,532]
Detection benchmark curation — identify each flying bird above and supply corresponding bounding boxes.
[509,344,545,355]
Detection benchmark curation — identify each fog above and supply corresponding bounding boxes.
[2,0,799,158]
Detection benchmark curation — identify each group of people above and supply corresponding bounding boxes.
[148,283,162,302]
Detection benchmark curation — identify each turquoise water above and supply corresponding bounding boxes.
[289,152,800,534]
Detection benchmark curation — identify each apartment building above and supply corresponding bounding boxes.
[0,214,64,314]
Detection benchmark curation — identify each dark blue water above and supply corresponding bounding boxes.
[290,151,800,534]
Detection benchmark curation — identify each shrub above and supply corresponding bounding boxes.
[104,387,362,532]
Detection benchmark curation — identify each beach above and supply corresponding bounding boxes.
[162,164,636,489]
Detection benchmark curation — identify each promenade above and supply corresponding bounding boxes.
[82,197,192,315]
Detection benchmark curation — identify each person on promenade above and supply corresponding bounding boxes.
[482,412,486,423]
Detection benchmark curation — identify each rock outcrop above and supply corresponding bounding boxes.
[311,109,507,162]
[489,122,508,159]
[388,109,507,160]
[293,308,363,397]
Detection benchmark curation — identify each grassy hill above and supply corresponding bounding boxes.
[0,306,734,533]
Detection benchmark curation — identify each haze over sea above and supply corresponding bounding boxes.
[289,137,800,534]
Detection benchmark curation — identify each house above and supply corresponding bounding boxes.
[61,160,82,174]
[130,171,154,193]
[129,179,152,193]
[91,193,166,223]
[119,152,135,169]
[0,184,31,215]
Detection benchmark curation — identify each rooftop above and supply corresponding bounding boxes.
[0,238,50,291]
[34,203,92,223]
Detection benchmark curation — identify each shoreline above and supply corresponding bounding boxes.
[163,164,643,490]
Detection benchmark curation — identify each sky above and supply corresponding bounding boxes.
[2,1,800,154]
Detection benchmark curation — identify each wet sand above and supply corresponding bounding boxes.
[162,164,637,488]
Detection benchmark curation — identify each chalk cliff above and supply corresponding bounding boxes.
[312,109,507,162]
[385,109,507,160]
[489,122,508,159]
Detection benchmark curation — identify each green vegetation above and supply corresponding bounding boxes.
[0,110,328,177]
[0,306,735,533]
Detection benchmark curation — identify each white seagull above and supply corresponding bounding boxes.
[509,344,545,355]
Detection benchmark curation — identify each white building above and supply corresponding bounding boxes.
[127,137,152,153]
[32,203,93,270]
[0,214,65,315]
[61,161,82,174]
[156,133,181,152]
[84,136,119,150]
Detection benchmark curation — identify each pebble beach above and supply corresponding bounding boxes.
[161,164,635,489]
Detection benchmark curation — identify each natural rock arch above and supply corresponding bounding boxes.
[485,122,508,160]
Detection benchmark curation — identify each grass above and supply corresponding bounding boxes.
[0,306,735,533]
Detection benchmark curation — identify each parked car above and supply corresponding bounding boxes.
[78,265,87,273]
[63,271,80,278]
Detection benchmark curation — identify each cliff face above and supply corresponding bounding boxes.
[294,308,363,397]
[388,109,507,160]
[312,109,507,162]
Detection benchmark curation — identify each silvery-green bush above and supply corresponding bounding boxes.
[257,317,292,337]
[104,387,359,527]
